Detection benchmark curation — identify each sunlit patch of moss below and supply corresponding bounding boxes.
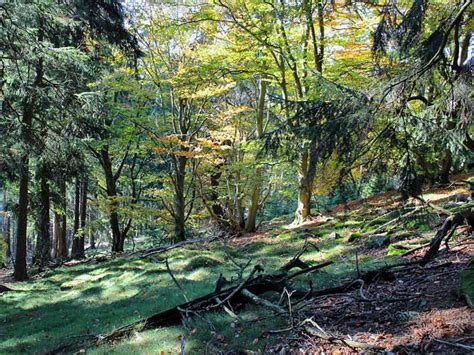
[277,232,294,240]
[387,244,408,256]
[346,232,363,242]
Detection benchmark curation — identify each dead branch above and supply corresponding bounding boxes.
[433,339,474,351]
[241,288,288,314]
[371,206,424,234]
[304,324,382,350]
[421,208,474,266]
[280,239,311,271]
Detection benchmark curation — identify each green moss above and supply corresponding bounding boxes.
[387,244,409,256]
[346,232,363,243]
[277,232,293,240]
[182,255,224,271]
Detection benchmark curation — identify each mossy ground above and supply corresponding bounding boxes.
[1,183,472,353]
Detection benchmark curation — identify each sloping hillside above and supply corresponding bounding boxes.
[1,177,473,353]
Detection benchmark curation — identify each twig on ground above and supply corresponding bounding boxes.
[433,338,474,351]
[241,288,288,315]
[303,323,382,351]
[164,257,189,302]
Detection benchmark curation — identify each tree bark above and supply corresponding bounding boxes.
[71,179,81,259]
[14,155,29,280]
[79,179,88,257]
[52,210,59,259]
[439,149,452,184]
[36,174,51,268]
[173,155,187,242]
[2,187,11,265]
[294,151,312,224]
[246,75,267,233]
[57,180,68,260]
[100,147,123,252]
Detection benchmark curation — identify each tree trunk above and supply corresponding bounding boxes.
[52,210,59,259]
[174,156,187,242]
[439,149,452,184]
[36,174,51,268]
[57,180,68,260]
[294,151,312,224]
[100,147,123,253]
[71,179,81,259]
[246,75,267,233]
[14,99,35,280]
[79,179,88,257]
[2,187,11,265]
[14,153,29,280]
[89,203,95,249]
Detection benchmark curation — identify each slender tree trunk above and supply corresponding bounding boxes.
[71,179,81,259]
[2,186,11,266]
[52,210,59,259]
[246,75,267,233]
[57,180,68,260]
[89,203,95,249]
[4,212,11,265]
[79,179,87,257]
[174,156,187,242]
[36,174,51,268]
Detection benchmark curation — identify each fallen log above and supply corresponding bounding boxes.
[93,260,333,344]
[0,284,14,293]
[292,261,418,300]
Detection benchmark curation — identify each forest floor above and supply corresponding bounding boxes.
[1,175,474,354]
